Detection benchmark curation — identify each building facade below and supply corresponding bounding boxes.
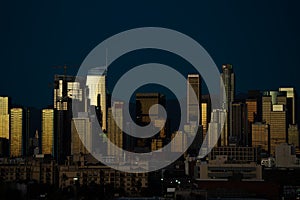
[10,108,23,157]
[187,74,201,124]
[221,64,235,146]
[86,67,107,131]
[107,102,123,157]
[42,109,54,155]
[0,96,9,139]
[252,122,270,153]
[262,91,287,155]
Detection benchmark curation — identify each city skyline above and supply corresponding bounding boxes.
[1,1,300,199]
[1,1,300,108]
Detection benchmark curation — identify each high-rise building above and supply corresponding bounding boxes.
[71,112,91,155]
[246,99,258,124]
[184,123,203,155]
[187,74,201,124]
[171,131,187,152]
[86,67,107,131]
[10,108,23,157]
[230,102,248,146]
[262,91,287,155]
[107,101,123,157]
[53,75,85,163]
[151,139,163,152]
[221,64,235,146]
[135,93,165,149]
[221,64,235,110]
[209,109,227,147]
[252,122,270,153]
[136,93,165,125]
[0,96,10,139]
[42,109,54,155]
[201,95,211,140]
[279,87,296,125]
[288,124,299,148]
[201,103,208,133]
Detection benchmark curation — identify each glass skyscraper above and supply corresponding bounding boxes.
[10,108,23,157]
[0,96,9,139]
[221,64,235,146]
[187,74,201,124]
[86,67,107,132]
[42,109,54,155]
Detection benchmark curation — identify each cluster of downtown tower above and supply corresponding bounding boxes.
[0,64,299,167]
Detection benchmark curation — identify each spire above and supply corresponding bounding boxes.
[35,129,39,139]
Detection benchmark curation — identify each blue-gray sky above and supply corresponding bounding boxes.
[0,0,300,108]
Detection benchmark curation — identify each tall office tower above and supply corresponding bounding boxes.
[246,99,258,124]
[221,64,235,109]
[123,122,135,152]
[86,67,107,131]
[0,96,10,139]
[230,102,248,146]
[207,109,227,148]
[279,87,296,125]
[71,112,92,155]
[288,124,299,147]
[187,74,201,124]
[171,131,187,152]
[202,103,208,133]
[183,123,203,155]
[136,93,166,124]
[53,75,84,163]
[10,108,23,157]
[201,94,211,138]
[136,93,165,149]
[221,64,235,146]
[246,98,258,146]
[247,90,262,121]
[262,91,287,155]
[42,109,54,155]
[278,88,299,150]
[151,139,163,152]
[107,101,123,157]
[252,122,270,153]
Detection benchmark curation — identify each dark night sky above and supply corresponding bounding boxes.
[0,0,300,108]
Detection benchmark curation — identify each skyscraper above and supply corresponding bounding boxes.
[230,102,248,146]
[201,94,211,139]
[71,112,92,155]
[288,124,299,147]
[86,67,107,131]
[136,93,165,149]
[136,93,166,125]
[171,131,187,153]
[221,64,235,109]
[10,108,23,157]
[53,75,85,163]
[221,64,235,146]
[209,109,227,147]
[279,87,296,125]
[107,101,123,157]
[262,91,287,155]
[246,99,258,124]
[42,109,54,155]
[252,122,270,153]
[187,74,201,124]
[0,96,9,139]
